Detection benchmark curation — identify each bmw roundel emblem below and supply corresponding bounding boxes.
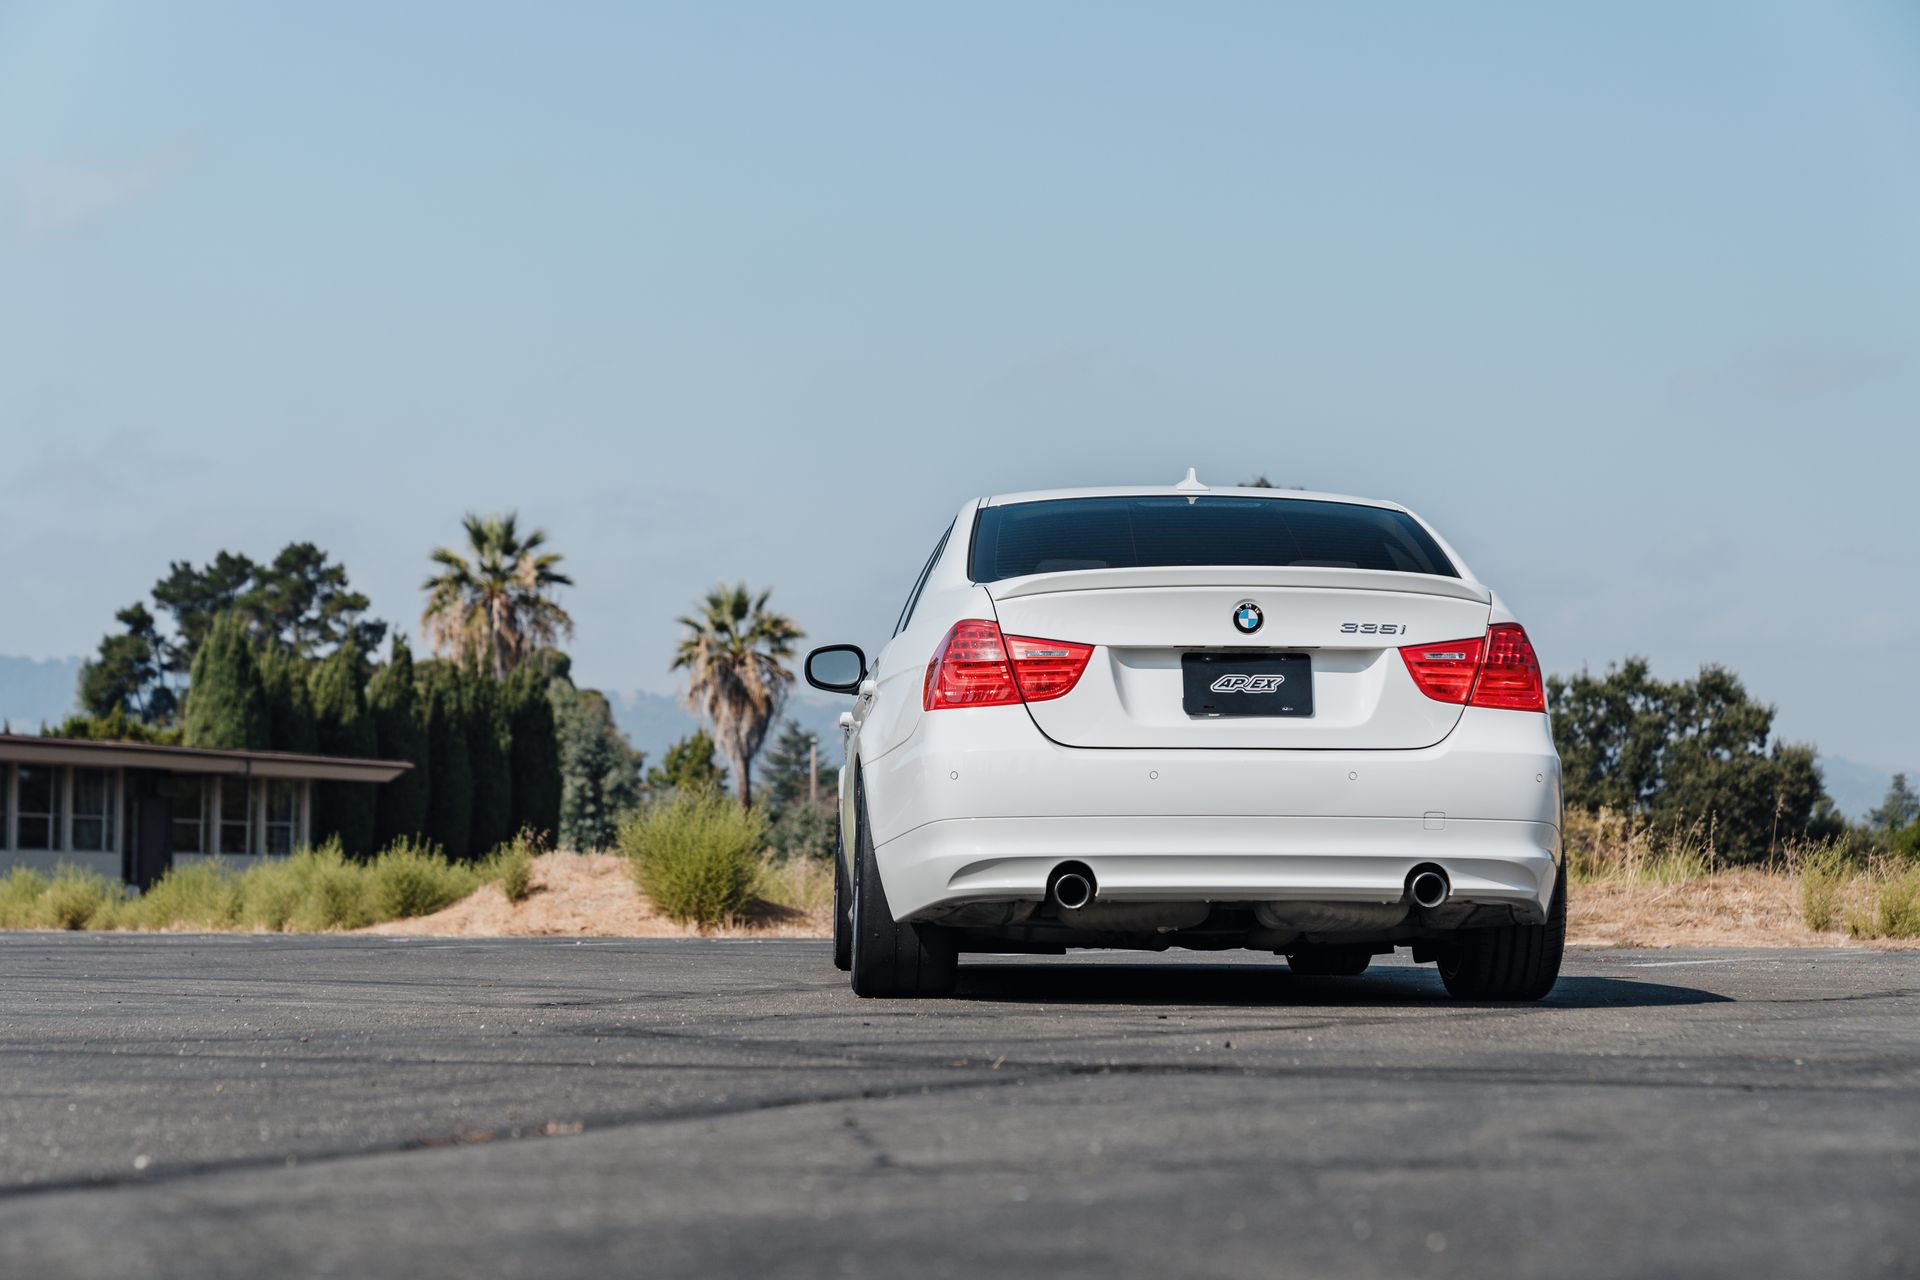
[1233,601,1263,635]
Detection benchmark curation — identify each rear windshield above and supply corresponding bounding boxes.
[969,496,1457,582]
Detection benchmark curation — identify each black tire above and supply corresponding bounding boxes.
[1438,860,1567,1001]
[1285,945,1373,977]
[849,773,957,998]
[831,825,853,972]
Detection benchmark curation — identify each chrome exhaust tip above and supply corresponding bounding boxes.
[1050,869,1095,911]
[1407,868,1450,911]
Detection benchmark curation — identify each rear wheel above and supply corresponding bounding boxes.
[831,825,853,972]
[1285,945,1373,977]
[849,773,957,998]
[1438,861,1567,1001]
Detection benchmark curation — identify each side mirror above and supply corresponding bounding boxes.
[804,644,867,695]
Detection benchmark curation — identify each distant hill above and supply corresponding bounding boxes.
[0,656,82,731]
[1817,755,1910,824]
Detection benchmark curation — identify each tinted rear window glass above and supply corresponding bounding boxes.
[969,496,1457,582]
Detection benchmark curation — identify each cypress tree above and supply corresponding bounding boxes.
[420,663,472,857]
[183,612,268,749]
[367,638,428,849]
[309,642,377,857]
[466,673,514,857]
[506,667,561,842]
[257,645,319,754]
[553,681,644,851]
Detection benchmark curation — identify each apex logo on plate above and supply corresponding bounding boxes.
[1232,601,1263,634]
[1209,673,1286,694]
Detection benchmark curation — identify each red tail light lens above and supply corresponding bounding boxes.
[1470,622,1546,711]
[1400,636,1485,704]
[1399,624,1546,712]
[925,620,1018,709]
[924,620,1093,710]
[1004,633,1095,702]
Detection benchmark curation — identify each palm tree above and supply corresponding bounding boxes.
[672,584,803,808]
[421,512,575,679]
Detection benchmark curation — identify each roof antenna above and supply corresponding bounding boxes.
[1175,467,1208,493]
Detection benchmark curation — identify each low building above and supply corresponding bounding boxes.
[0,735,411,888]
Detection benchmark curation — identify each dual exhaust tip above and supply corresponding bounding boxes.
[1048,862,1449,913]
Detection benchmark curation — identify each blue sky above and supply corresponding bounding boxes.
[2,2,1917,768]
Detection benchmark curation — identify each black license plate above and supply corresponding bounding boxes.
[1182,652,1314,718]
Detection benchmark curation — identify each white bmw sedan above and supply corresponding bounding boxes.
[805,475,1564,1000]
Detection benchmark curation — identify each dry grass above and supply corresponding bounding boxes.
[362,851,831,939]
[1562,808,1920,949]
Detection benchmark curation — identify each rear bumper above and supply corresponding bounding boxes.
[879,815,1558,922]
[863,705,1561,923]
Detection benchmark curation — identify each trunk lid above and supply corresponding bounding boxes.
[987,567,1492,750]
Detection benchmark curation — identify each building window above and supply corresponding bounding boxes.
[264,780,299,855]
[172,777,211,854]
[218,778,251,855]
[1,763,9,849]
[15,766,62,851]
[71,768,117,853]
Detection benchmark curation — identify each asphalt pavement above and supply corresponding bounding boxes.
[1,933,1915,1279]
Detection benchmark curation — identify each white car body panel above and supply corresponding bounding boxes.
[831,483,1561,951]
[863,704,1559,920]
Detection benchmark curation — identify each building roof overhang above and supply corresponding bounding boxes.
[0,735,413,784]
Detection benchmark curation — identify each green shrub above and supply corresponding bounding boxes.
[480,830,541,905]
[288,842,378,930]
[232,857,307,931]
[622,792,764,927]
[130,862,240,930]
[43,868,119,930]
[369,837,474,920]
[1849,865,1920,940]
[1798,846,1850,933]
[0,867,51,929]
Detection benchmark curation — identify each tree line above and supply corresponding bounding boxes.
[1550,658,1915,862]
[63,515,832,860]
[63,517,638,859]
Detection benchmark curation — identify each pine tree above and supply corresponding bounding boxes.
[77,602,177,723]
[645,730,726,797]
[506,666,561,842]
[183,612,269,749]
[310,642,377,856]
[1870,774,1920,833]
[466,673,514,857]
[758,719,836,814]
[368,638,429,849]
[420,663,473,857]
[257,645,319,754]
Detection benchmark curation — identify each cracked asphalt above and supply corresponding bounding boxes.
[1,934,1916,1279]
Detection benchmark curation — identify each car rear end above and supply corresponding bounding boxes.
[862,486,1562,972]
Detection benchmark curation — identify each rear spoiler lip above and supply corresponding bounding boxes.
[982,565,1493,606]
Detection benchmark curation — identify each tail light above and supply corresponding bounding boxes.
[1400,636,1485,704]
[1470,623,1547,711]
[1399,623,1545,712]
[1004,633,1095,701]
[924,620,1093,710]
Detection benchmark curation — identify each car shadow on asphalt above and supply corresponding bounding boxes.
[952,963,1733,1009]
